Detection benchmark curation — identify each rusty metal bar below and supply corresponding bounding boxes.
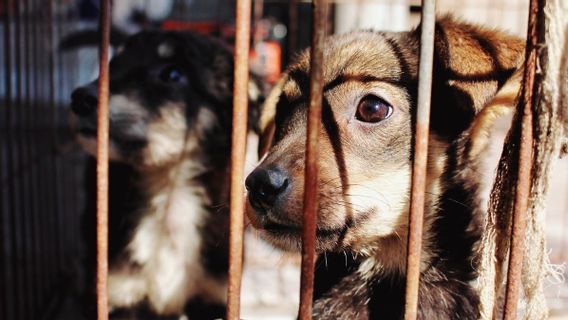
[502,0,541,318]
[298,1,327,319]
[288,0,298,59]
[226,0,252,319]
[403,0,436,319]
[253,0,264,46]
[96,0,111,319]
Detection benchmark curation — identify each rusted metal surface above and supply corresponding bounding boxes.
[288,0,298,58]
[226,0,252,319]
[403,0,436,319]
[298,1,327,319]
[253,0,264,46]
[502,0,541,319]
[96,0,111,319]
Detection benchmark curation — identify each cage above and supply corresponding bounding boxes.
[1,0,567,319]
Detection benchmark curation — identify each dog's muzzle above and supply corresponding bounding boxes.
[71,86,98,118]
[245,167,289,214]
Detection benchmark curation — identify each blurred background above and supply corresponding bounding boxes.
[0,0,566,319]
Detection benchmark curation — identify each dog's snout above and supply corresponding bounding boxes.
[246,167,289,212]
[71,86,98,117]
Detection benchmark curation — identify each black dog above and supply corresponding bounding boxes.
[70,30,262,319]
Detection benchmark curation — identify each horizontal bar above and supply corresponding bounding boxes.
[403,0,436,319]
[298,1,327,320]
[226,0,252,319]
[96,0,111,319]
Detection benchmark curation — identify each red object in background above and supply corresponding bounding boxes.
[250,40,281,84]
[161,20,221,34]
[161,19,281,84]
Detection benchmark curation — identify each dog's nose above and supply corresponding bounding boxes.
[71,86,98,117]
[246,167,289,212]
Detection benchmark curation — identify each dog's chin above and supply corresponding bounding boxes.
[250,213,346,252]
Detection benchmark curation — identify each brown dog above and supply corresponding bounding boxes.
[245,16,524,319]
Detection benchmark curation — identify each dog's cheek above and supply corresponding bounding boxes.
[141,104,190,167]
[345,168,412,243]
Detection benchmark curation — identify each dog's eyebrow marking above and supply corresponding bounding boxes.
[284,73,412,108]
[158,42,175,58]
[384,36,411,83]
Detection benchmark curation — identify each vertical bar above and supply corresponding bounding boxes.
[30,0,44,308]
[2,0,17,318]
[47,0,61,288]
[502,0,541,318]
[253,0,264,46]
[23,0,36,314]
[226,0,252,319]
[288,0,298,59]
[13,0,27,317]
[298,1,327,319]
[96,0,111,319]
[403,0,436,319]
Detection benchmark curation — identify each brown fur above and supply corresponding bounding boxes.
[248,16,524,319]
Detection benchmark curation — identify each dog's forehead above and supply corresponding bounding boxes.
[109,33,184,74]
[282,31,417,101]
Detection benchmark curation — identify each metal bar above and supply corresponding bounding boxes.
[96,0,111,319]
[226,0,252,318]
[23,0,37,314]
[36,0,51,302]
[13,0,28,317]
[55,0,70,269]
[14,2,33,315]
[288,0,298,59]
[2,0,17,318]
[253,0,264,46]
[30,0,45,308]
[298,1,327,319]
[47,0,61,293]
[502,0,542,318]
[403,0,436,319]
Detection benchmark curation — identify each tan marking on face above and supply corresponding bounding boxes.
[142,104,188,166]
[340,135,448,275]
[110,94,150,116]
[157,41,175,58]
[76,135,123,161]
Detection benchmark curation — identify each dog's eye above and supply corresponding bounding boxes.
[355,95,393,123]
[160,66,185,83]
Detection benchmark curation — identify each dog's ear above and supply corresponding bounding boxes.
[177,32,235,105]
[426,16,525,148]
[59,27,128,51]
